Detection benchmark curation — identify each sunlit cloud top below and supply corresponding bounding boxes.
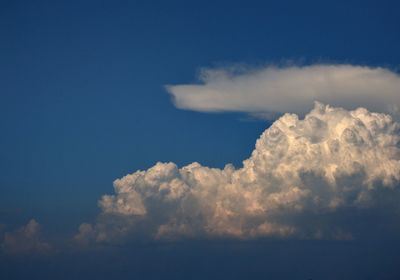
[76,103,400,243]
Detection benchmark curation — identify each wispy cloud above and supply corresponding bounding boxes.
[76,103,400,243]
[166,64,400,119]
[1,219,52,255]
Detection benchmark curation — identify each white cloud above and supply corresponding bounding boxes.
[77,103,400,242]
[1,219,52,255]
[166,65,400,119]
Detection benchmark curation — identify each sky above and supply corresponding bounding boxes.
[1,0,400,279]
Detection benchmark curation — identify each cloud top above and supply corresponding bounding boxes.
[166,65,400,118]
[76,103,400,243]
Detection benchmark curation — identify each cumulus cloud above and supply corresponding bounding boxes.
[1,219,52,255]
[166,65,400,119]
[77,103,400,242]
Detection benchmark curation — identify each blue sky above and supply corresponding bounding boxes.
[1,0,400,278]
[2,0,399,231]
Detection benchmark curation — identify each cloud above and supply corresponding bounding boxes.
[166,65,400,119]
[77,103,400,243]
[1,219,52,255]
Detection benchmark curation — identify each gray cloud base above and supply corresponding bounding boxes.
[76,103,400,243]
[166,65,400,119]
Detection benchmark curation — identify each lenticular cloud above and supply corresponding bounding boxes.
[77,103,400,243]
[166,65,400,119]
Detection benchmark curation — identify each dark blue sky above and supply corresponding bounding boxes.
[1,0,400,269]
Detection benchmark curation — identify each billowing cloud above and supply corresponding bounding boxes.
[76,103,400,243]
[166,65,400,119]
[1,219,52,255]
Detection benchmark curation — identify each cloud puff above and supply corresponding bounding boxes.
[76,103,400,243]
[1,219,52,255]
[166,65,400,119]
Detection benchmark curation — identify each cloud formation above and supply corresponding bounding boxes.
[77,103,400,243]
[1,219,52,255]
[166,65,400,119]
